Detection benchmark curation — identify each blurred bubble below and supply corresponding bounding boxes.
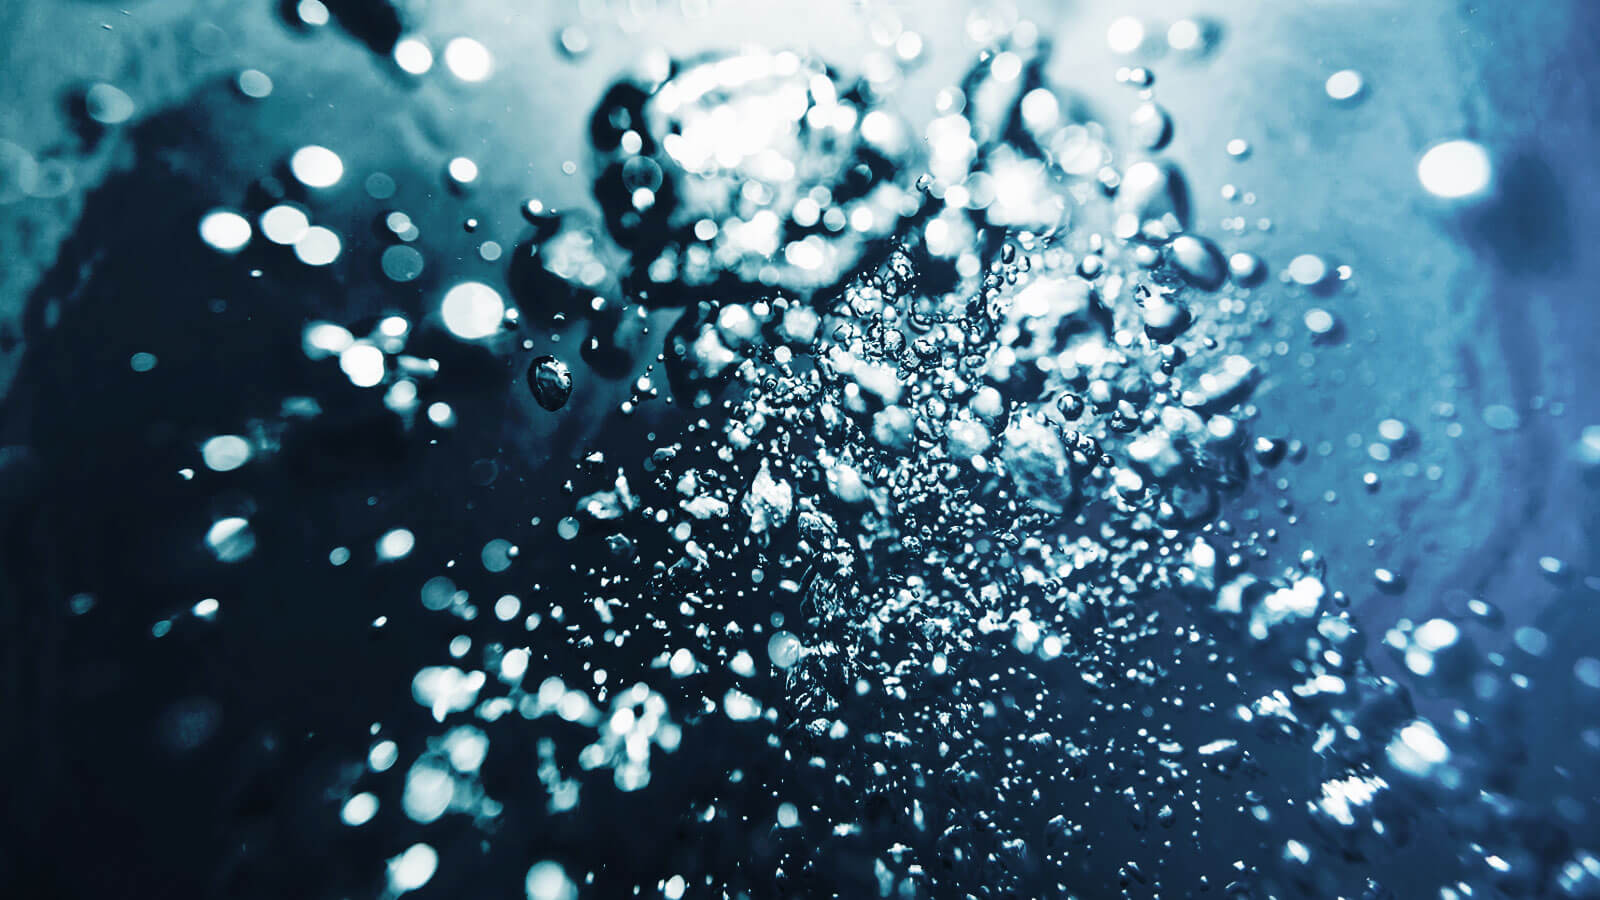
[444,37,493,82]
[290,145,344,189]
[441,281,505,340]
[1418,140,1491,199]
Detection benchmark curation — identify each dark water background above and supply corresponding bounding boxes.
[2,1,1600,898]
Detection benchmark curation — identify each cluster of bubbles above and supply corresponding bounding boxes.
[148,5,1596,900]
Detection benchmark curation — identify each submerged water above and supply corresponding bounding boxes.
[3,2,1600,899]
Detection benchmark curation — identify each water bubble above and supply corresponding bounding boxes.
[1168,235,1226,290]
[205,517,255,563]
[84,83,136,125]
[1483,403,1520,431]
[557,25,590,59]
[1228,251,1265,286]
[527,356,573,411]
[526,861,578,900]
[1575,658,1600,690]
[1418,140,1491,199]
[1287,253,1329,287]
[372,529,414,563]
[201,435,252,472]
[339,343,386,388]
[440,281,506,340]
[341,792,378,826]
[381,245,425,282]
[1167,18,1216,55]
[386,842,437,894]
[767,631,803,669]
[369,740,399,772]
[289,145,344,189]
[293,226,342,266]
[198,210,251,253]
[1304,307,1338,339]
[446,156,479,188]
[363,173,395,201]
[394,38,433,75]
[1130,102,1173,151]
[0,141,40,204]
[444,37,493,82]
[236,69,273,99]
[259,204,310,245]
[1107,16,1146,54]
[1325,70,1365,102]
[295,0,330,27]
[481,539,515,573]
[1118,160,1190,233]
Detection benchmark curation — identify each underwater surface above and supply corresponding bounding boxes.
[2,0,1600,897]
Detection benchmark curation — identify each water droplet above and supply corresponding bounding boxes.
[528,356,574,411]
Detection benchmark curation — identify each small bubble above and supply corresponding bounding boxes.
[198,209,251,253]
[1287,253,1329,287]
[1228,251,1265,286]
[206,517,255,563]
[394,38,433,75]
[525,861,578,900]
[440,281,506,340]
[1304,307,1337,338]
[293,226,342,266]
[557,25,590,59]
[1130,102,1173,151]
[767,631,803,669]
[444,37,493,82]
[527,356,574,411]
[290,145,343,189]
[381,245,425,282]
[296,0,330,27]
[1483,404,1520,432]
[365,172,397,199]
[201,435,252,472]
[377,528,415,561]
[1325,69,1365,102]
[85,83,136,125]
[447,156,479,187]
[342,792,378,826]
[236,69,273,99]
[1418,140,1491,199]
[1107,17,1146,54]
[260,204,309,245]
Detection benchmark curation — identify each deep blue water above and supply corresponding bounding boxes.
[3,2,1600,899]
